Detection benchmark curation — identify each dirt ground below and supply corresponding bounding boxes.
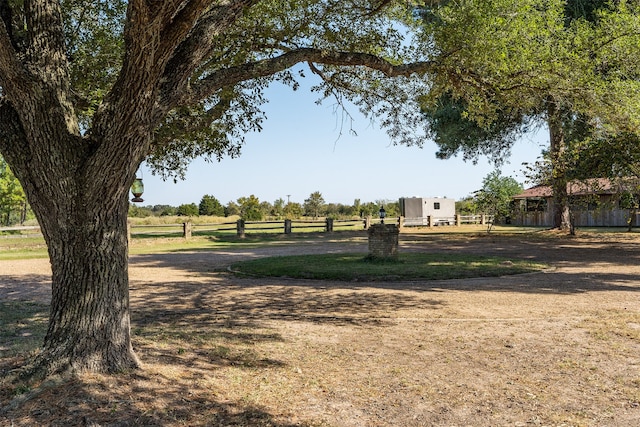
[2,231,640,426]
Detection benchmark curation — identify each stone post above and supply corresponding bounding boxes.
[367,223,399,261]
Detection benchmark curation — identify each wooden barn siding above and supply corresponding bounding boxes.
[514,208,632,227]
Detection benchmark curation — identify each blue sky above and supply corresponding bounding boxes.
[139,76,547,207]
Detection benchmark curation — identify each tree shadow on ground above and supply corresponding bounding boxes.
[1,371,320,426]
[399,232,640,266]
[130,278,445,329]
[0,274,51,304]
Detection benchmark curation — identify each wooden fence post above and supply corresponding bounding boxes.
[428,215,433,228]
[364,216,372,230]
[455,214,461,226]
[237,219,245,238]
[325,218,334,232]
[127,220,131,243]
[398,216,404,231]
[284,219,292,234]
[183,221,192,239]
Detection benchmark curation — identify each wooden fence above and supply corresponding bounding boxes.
[401,215,493,227]
[128,215,494,239]
[0,214,495,241]
[128,218,367,239]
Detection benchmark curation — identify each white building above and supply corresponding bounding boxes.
[399,197,456,226]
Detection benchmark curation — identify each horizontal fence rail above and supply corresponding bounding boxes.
[0,225,41,233]
[126,218,367,239]
[401,215,494,227]
[0,215,497,241]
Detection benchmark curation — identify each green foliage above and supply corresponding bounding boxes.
[422,93,533,164]
[474,171,523,226]
[283,202,303,219]
[0,156,28,225]
[176,203,199,217]
[377,200,400,217]
[419,0,640,165]
[303,191,325,219]
[225,201,240,217]
[271,198,286,219]
[360,202,381,218]
[237,195,263,221]
[199,195,225,216]
[619,191,639,210]
[61,0,127,126]
[140,1,424,179]
[128,204,154,218]
[456,196,478,215]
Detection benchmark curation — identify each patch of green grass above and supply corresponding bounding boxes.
[0,302,49,357]
[230,253,547,281]
[0,236,49,260]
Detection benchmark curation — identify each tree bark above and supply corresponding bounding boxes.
[36,194,140,375]
[547,100,571,231]
[0,97,142,376]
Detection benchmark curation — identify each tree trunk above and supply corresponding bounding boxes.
[28,175,140,376]
[0,106,143,375]
[547,101,571,231]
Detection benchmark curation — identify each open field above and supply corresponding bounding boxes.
[1,230,640,426]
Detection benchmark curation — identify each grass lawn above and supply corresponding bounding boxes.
[231,252,547,281]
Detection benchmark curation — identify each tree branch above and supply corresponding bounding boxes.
[24,0,69,83]
[181,48,434,106]
[158,0,259,110]
[0,12,30,97]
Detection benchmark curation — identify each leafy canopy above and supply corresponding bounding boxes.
[418,0,640,163]
[474,170,523,223]
[43,1,429,180]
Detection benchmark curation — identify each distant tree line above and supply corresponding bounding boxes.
[0,157,33,226]
[3,154,523,227]
[128,191,401,221]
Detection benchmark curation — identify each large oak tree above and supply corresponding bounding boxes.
[2,0,639,378]
[417,0,640,230]
[0,0,438,376]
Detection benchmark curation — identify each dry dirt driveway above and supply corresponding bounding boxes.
[2,232,640,426]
